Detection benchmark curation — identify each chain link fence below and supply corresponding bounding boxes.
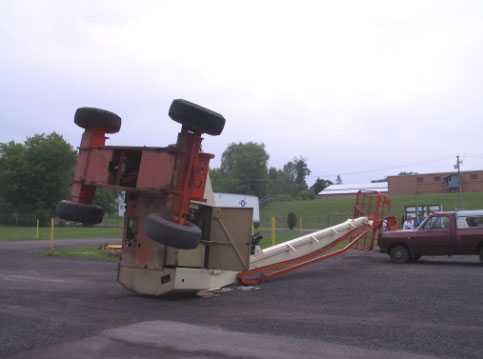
[256,213,354,247]
[0,212,122,227]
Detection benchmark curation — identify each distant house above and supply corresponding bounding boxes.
[318,182,388,198]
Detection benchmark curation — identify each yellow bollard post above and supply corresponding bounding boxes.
[49,217,55,253]
[36,218,40,240]
[299,216,303,235]
[271,216,276,245]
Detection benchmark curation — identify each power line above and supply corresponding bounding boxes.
[313,157,453,178]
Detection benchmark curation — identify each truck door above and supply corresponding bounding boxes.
[455,215,483,254]
[416,215,451,255]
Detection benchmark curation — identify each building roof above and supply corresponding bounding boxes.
[387,169,483,179]
[318,182,388,196]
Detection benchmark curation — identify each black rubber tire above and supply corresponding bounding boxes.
[168,99,225,136]
[479,247,483,263]
[144,214,201,250]
[390,245,410,264]
[56,200,104,225]
[74,107,121,133]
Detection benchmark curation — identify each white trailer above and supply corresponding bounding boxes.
[212,193,260,224]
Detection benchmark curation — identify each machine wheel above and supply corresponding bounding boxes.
[168,99,226,136]
[144,214,202,250]
[56,200,104,225]
[389,245,410,264]
[74,107,121,133]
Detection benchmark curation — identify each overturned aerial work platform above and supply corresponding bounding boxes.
[56,98,390,296]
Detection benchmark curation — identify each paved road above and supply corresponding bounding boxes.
[1,239,483,358]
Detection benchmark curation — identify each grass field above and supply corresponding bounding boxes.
[257,192,483,244]
[0,225,121,241]
[43,246,119,262]
[3,192,483,245]
[261,192,483,227]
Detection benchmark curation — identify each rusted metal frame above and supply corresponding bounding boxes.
[171,129,203,224]
[72,129,106,203]
[83,182,171,194]
[215,217,249,268]
[352,191,392,250]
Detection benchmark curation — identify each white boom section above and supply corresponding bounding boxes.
[250,217,369,269]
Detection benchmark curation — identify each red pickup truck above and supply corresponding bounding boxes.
[379,210,483,263]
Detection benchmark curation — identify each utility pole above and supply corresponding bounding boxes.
[454,154,464,209]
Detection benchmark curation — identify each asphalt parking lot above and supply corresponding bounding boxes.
[1,239,483,359]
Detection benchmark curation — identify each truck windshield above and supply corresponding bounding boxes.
[417,217,430,230]
[418,216,449,230]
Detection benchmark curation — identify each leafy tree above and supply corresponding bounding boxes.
[297,190,315,200]
[293,157,311,186]
[266,167,291,196]
[283,157,311,188]
[310,178,333,194]
[209,167,235,193]
[94,188,118,216]
[0,133,76,223]
[211,145,313,201]
[213,142,269,197]
[0,142,27,210]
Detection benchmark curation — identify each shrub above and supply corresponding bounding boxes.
[287,212,297,230]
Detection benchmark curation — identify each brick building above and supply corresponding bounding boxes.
[387,170,483,195]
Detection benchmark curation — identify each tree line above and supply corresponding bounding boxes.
[0,133,116,225]
[0,135,334,225]
[210,142,333,201]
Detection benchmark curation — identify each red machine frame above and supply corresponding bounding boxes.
[57,99,226,255]
[353,190,392,250]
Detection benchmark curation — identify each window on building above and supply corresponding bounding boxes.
[470,173,478,180]
[417,177,424,183]
[434,176,441,182]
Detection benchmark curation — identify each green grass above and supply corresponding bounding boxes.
[4,192,482,246]
[43,246,119,262]
[0,225,121,241]
[259,192,483,244]
[261,192,483,225]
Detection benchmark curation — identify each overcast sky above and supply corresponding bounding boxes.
[2,0,483,185]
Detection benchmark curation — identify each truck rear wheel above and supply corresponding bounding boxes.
[168,99,226,136]
[144,214,201,250]
[74,107,122,133]
[56,200,104,225]
[389,245,410,264]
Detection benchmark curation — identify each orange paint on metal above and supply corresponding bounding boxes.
[353,190,392,250]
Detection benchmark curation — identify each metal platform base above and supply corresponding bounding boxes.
[118,265,238,296]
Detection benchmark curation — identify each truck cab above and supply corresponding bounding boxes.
[379,210,483,263]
